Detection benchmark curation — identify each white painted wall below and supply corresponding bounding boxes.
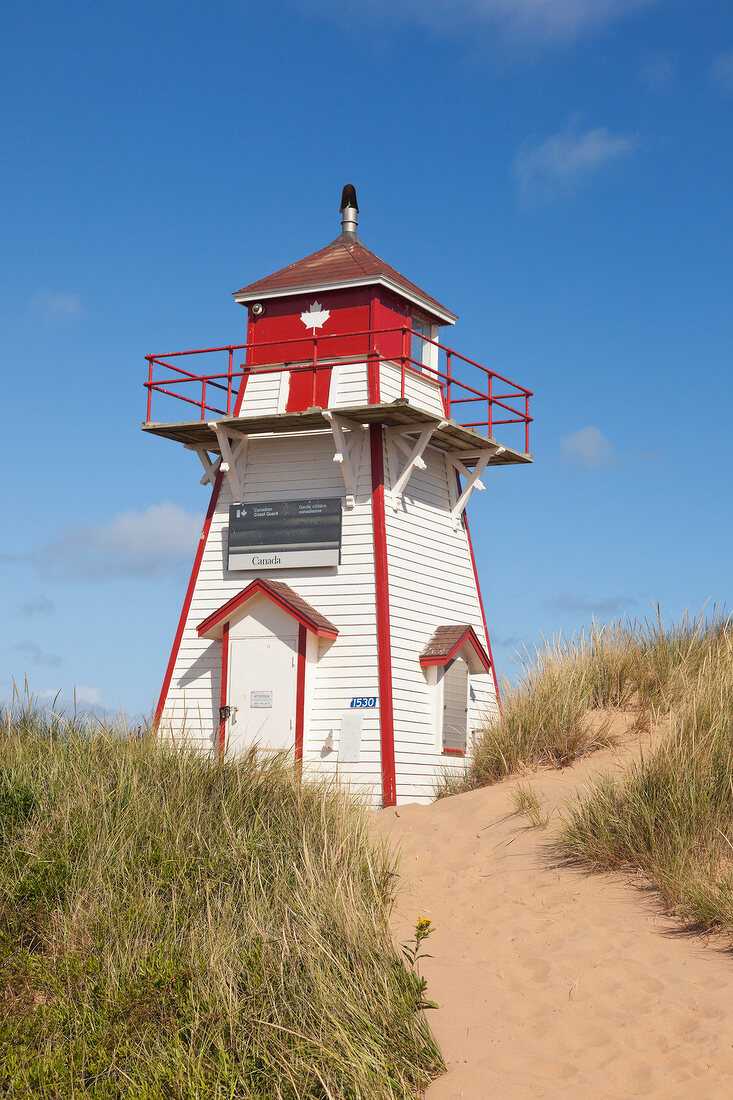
[236,359,445,419]
[159,429,384,804]
[383,441,498,803]
[379,361,445,418]
[236,369,287,417]
[159,423,498,806]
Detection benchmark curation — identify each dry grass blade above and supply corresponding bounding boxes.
[510,783,549,829]
[0,695,443,1098]
[557,617,733,936]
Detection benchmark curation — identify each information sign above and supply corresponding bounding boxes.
[349,697,377,709]
[228,498,342,570]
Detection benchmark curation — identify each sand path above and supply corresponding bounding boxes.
[374,727,733,1098]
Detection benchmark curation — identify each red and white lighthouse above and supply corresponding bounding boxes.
[143,187,532,807]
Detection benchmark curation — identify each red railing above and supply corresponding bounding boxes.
[144,327,533,453]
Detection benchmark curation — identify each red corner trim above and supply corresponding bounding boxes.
[218,621,229,756]
[367,296,381,404]
[154,356,254,729]
[294,623,307,772]
[196,579,338,640]
[154,470,224,726]
[462,485,502,708]
[419,625,492,674]
[370,423,396,807]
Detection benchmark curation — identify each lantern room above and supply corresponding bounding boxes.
[228,187,456,422]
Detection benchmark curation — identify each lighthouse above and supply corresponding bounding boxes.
[143,186,532,807]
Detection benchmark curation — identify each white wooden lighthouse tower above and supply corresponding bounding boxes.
[143,187,532,807]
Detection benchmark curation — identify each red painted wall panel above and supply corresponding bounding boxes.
[371,289,411,363]
[241,285,415,413]
[244,287,372,366]
[285,364,333,412]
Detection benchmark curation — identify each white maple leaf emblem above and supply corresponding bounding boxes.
[300,301,330,333]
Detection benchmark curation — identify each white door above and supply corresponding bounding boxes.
[228,634,298,752]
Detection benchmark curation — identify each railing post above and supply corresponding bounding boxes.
[525,394,529,453]
[446,352,452,418]
[201,379,207,420]
[488,374,493,437]
[146,357,153,422]
[367,327,380,405]
[227,348,233,415]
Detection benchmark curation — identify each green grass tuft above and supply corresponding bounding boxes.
[0,704,443,1098]
[510,784,549,829]
[558,618,733,934]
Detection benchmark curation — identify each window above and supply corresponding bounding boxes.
[410,317,439,374]
[441,656,469,753]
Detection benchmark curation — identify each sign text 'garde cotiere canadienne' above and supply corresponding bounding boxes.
[227,498,342,570]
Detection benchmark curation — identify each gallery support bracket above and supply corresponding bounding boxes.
[385,420,447,510]
[322,410,368,509]
[446,445,506,527]
[185,423,250,503]
[186,443,222,488]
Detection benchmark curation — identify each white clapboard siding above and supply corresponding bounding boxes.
[379,361,445,418]
[159,429,387,806]
[234,358,445,420]
[237,370,286,417]
[383,441,498,802]
[330,360,369,407]
[159,419,498,807]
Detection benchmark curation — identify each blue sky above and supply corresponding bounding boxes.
[1,0,730,717]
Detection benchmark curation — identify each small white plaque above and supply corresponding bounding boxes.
[251,691,273,709]
[338,712,362,763]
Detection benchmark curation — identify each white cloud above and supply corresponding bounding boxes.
[462,0,656,40]
[29,291,84,324]
[42,502,203,580]
[711,51,733,92]
[20,595,55,616]
[38,685,105,709]
[561,426,617,469]
[14,640,65,668]
[515,121,637,200]
[302,0,659,42]
[545,593,636,614]
[74,685,104,706]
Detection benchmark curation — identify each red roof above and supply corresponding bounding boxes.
[232,234,456,324]
[197,578,338,640]
[419,625,492,675]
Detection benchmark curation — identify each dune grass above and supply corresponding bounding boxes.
[437,609,729,797]
[510,784,549,830]
[0,703,443,1098]
[558,616,733,935]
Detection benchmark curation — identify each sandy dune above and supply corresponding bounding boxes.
[374,727,733,1098]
